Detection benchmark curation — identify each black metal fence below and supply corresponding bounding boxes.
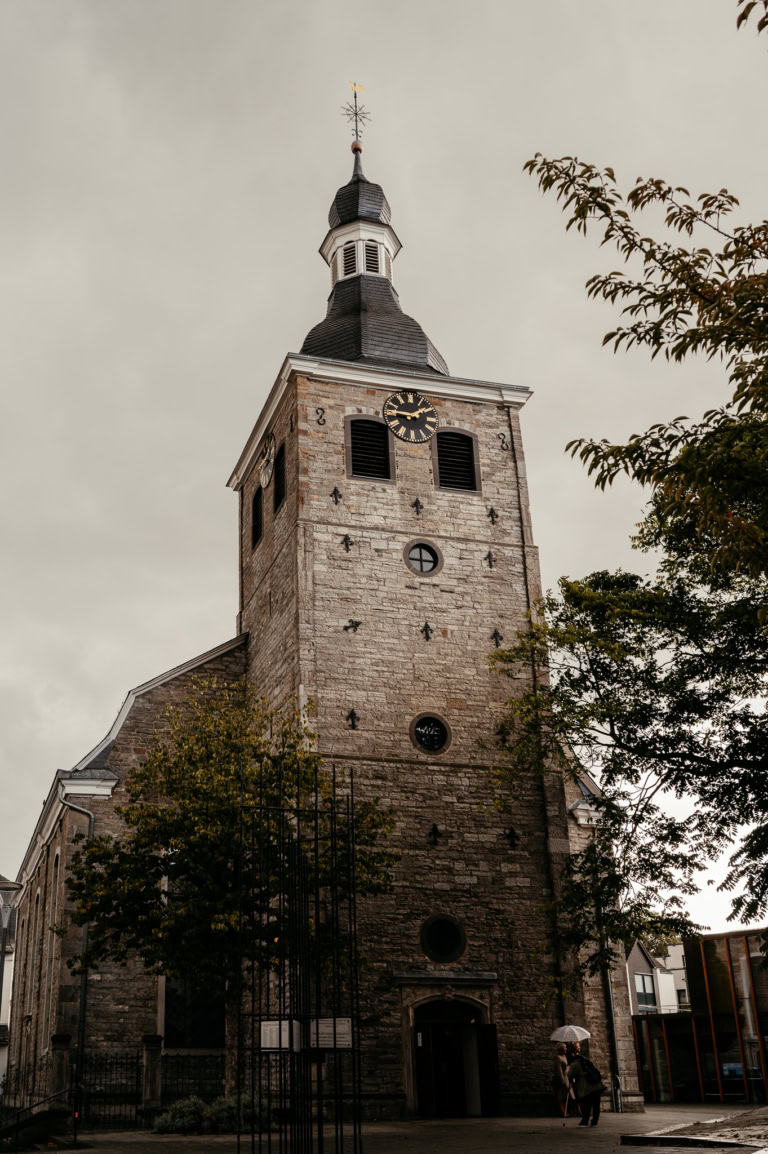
[161,1053,225,1107]
[0,1054,50,1113]
[237,764,362,1152]
[75,1052,142,1131]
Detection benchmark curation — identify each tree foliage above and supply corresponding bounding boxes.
[496,11,768,977]
[494,554,767,978]
[66,680,396,991]
[523,153,768,579]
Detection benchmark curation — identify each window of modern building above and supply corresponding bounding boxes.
[273,444,286,512]
[251,486,263,548]
[635,972,657,1011]
[346,418,393,480]
[434,430,479,491]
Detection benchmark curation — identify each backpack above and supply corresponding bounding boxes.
[578,1056,604,1091]
[580,1057,602,1083]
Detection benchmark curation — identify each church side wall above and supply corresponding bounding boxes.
[240,388,301,708]
[9,640,247,1074]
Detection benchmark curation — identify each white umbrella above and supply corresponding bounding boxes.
[550,1024,591,1042]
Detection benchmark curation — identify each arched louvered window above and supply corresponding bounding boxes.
[331,252,339,285]
[365,241,380,273]
[251,486,263,548]
[434,430,479,492]
[342,243,357,277]
[385,250,392,280]
[273,443,286,512]
[345,417,393,481]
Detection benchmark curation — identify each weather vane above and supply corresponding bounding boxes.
[341,81,370,142]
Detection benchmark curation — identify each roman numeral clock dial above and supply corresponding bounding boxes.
[382,391,438,443]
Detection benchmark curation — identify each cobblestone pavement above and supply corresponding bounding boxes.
[70,1104,760,1154]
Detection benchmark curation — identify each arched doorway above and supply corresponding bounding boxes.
[413,999,499,1117]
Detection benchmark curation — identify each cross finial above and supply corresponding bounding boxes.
[341,81,371,142]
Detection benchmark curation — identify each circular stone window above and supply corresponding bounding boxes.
[410,713,451,754]
[420,915,467,964]
[403,540,444,577]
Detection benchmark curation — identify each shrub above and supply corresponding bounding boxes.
[153,1094,272,1134]
[154,1096,207,1134]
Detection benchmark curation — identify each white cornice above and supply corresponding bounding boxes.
[60,780,116,799]
[227,354,532,492]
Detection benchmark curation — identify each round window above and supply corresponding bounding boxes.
[403,539,443,577]
[410,714,451,754]
[420,915,467,964]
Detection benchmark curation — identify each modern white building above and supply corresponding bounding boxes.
[626,941,679,1015]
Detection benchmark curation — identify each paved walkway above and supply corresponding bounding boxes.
[69,1104,762,1154]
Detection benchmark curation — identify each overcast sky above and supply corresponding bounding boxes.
[2,1,765,932]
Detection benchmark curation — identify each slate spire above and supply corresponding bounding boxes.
[300,145,449,376]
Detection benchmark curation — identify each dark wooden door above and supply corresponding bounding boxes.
[477,1023,500,1116]
[414,1021,468,1117]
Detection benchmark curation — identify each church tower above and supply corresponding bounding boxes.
[227,143,641,1118]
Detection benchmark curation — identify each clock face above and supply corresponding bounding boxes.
[259,433,276,488]
[383,391,438,443]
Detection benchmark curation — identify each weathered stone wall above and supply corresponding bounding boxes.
[237,368,640,1116]
[240,388,300,710]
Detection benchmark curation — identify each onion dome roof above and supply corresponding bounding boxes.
[301,276,449,375]
[328,146,392,228]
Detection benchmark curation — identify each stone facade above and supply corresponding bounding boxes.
[230,358,643,1115]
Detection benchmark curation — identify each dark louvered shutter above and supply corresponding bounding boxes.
[436,431,477,490]
[349,419,391,479]
[251,487,263,547]
[343,244,357,277]
[273,443,286,511]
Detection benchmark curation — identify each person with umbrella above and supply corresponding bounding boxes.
[567,1040,607,1127]
[551,1042,570,1116]
[549,1025,593,1124]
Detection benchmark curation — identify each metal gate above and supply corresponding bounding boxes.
[237,764,362,1152]
[75,1052,142,1130]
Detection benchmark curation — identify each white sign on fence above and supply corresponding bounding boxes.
[309,1017,353,1049]
[260,1019,302,1052]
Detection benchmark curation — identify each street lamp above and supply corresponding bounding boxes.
[0,874,23,1048]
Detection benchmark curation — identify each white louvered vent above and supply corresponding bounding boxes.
[385,250,392,279]
[331,252,339,285]
[342,244,357,277]
[365,241,380,274]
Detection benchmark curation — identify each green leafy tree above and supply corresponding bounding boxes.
[66,679,396,999]
[493,4,768,979]
[493,554,768,977]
